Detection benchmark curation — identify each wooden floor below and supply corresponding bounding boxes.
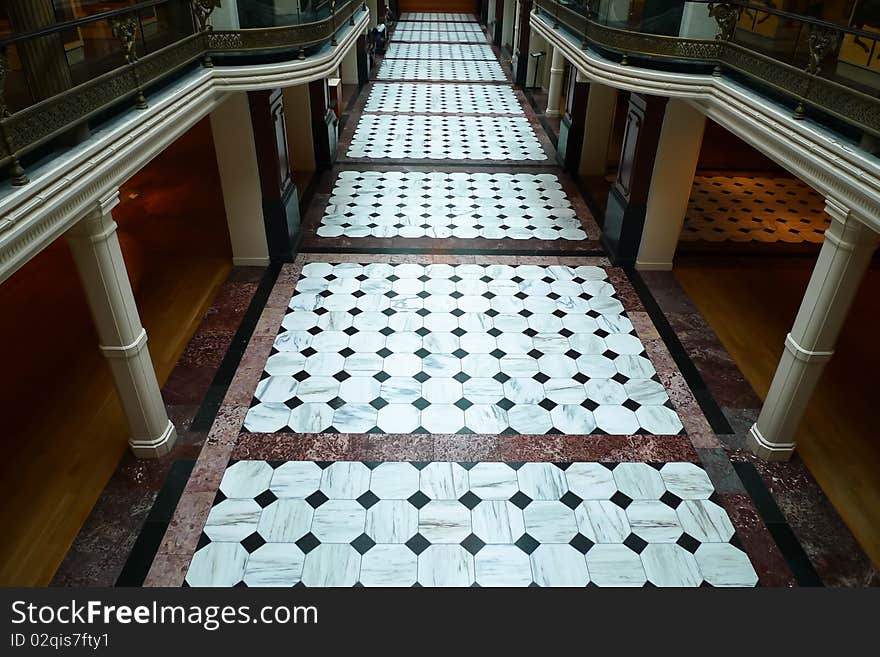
[675,256,880,568]
[0,119,231,585]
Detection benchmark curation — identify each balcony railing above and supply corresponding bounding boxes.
[534,0,880,139]
[0,0,364,187]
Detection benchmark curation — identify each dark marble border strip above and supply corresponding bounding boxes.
[190,265,282,432]
[627,268,734,435]
[115,460,195,587]
[733,461,823,587]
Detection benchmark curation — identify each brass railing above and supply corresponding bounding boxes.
[0,0,365,186]
[533,0,880,138]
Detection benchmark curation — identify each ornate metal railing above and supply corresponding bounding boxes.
[533,0,880,138]
[0,0,365,186]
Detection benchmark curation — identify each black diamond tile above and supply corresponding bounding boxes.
[344,326,359,336]
[569,533,594,554]
[357,491,380,509]
[485,309,498,317]
[196,532,211,551]
[333,371,352,382]
[611,373,630,384]
[408,491,430,509]
[370,397,389,410]
[452,327,466,337]
[380,326,395,336]
[528,349,544,359]
[308,326,322,335]
[375,347,391,358]
[241,531,267,554]
[595,328,609,338]
[254,489,278,508]
[533,372,550,384]
[293,370,310,382]
[553,309,567,318]
[623,532,648,554]
[509,491,533,509]
[460,533,486,555]
[538,398,557,411]
[416,327,430,337]
[623,399,641,411]
[458,491,481,509]
[412,397,430,410]
[660,491,683,509]
[212,490,227,506]
[560,328,574,338]
[414,371,430,383]
[373,371,391,382]
[295,532,320,554]
[351,533,376,555]
[610,491,633,509]
[559,491,582,509]
[488,328,502,337]
[514,533,540,555]
[328,396,345,410]
[453,348,468,359]
[455,398,473,411]
[285,397,303,410]
[301,346,316,358]
[493,372,510,383]
[580,398,599,411]
[414,347,431,359]
[453,371,471,383]
[565,349,582,360]
[490,348,506,359]
[305,490,329,508]
[523,328,538,337]
[405,532,431,555]
[573,372,589,384]
[497,397,514,411]
[677,533,701,554]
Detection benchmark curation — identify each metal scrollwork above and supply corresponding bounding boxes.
[111,15,148,110]
[0,47,30,186]
[805,25,837,76]
[192,0,221,32]
[708,3,741,42]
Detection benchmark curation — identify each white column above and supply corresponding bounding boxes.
[635,98,706,271]
[342,41,359,85]
[283,83,317,173]
[210,93,270,267]
[65,193,176,458]
[748,201,879,460]
[579,82,618,177]
[546,46,565,118]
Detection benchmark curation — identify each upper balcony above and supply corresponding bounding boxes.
[533,0,879,147]
[0,0,367,187]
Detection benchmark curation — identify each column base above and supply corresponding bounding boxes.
[747,424,796,462]
[130,420,177,458]
[545,109,561,118]
[634,260,673,271]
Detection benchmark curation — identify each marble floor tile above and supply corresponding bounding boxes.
[376,59,507,81]
[365,83,523,114]
[184,460,758,587]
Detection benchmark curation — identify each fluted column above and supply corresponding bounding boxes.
[66,193,176,458]
[748,201,878,460]
[6,0,74,101]
[546,46,565,118]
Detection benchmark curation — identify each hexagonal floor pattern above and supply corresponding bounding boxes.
[318,171,590,240]
[393,29,487,43]
[376,59,507,81]
[348,115,546,160]
[185,460,758,587]
[400,13,476,21]
[364,83,524,114]
[385,43,496,60]
[243,261,683,436]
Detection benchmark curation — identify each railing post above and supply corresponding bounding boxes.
[553,0,559,29]
[350,1,356,26]
[794,25,838,120]
[331,0,338,46]
[0,47,30,186]
[111,14,148,110]
[191,0,221,68]
[708,3,742,77]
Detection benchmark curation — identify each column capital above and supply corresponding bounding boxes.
[823,197,879,250]
[66,190,122,241]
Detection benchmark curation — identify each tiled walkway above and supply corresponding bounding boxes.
[147,12,767,588]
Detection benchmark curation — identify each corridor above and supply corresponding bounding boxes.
[148,12,761,588]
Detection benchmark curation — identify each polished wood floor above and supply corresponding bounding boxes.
[675,256,880,568]
[0,119,231,585]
